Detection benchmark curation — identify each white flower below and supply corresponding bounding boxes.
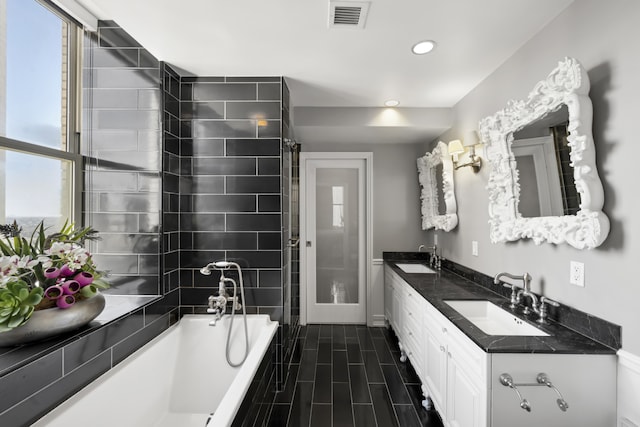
[47,242,74,257]
[68,247,90,268]
[0,256,19,285]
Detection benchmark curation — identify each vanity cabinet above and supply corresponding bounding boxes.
[423,295,488,427]
[383,264,616,427]
[384,267,402,335]
[384,265,424,376]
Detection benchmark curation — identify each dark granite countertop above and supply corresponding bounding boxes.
[383,254,616,355]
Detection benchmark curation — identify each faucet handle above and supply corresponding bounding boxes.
[537,297,560,323]
[540,296,560,307]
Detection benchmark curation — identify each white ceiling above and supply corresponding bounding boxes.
[76,0,574,144]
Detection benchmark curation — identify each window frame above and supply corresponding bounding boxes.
[0,0,84,226]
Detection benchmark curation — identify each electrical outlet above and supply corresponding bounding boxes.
[570,261,585,287]
[472,241,478,257]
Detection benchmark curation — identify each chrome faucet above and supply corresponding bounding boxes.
[494,271,538,314]
[208,294,227,325]
[423,244,441,270]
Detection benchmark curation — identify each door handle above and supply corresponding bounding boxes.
[306,241,312,247]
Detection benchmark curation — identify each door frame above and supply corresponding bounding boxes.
[299,152,373,326]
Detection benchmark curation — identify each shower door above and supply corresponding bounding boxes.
[302,153,369,324]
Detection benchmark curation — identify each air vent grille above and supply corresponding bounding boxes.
[334,6,361,25]
[329,1,370,29]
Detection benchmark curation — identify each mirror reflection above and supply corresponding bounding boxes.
[512,104,580,218]
[434,163,447,216]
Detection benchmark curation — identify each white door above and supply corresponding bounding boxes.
[301,153,370,324]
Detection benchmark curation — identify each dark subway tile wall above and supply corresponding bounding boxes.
[177,77,295,392]
[83,22,162,294]
[163,63,182,295]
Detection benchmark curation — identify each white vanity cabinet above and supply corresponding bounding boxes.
[384,266,403,336]
[423,297,488,427]
[383,264,616,427]
[385,265,487,426]
[384,265,424,376]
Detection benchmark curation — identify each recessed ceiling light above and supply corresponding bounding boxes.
[384,100,400,107]
[412,40,436,55]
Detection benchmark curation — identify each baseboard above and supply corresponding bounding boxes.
[618,350,640,427]
[372,314,386,327]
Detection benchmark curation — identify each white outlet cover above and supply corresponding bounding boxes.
[570,261,585,287]
[472,241,479,256]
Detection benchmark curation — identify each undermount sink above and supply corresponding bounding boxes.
[444,300,549,336]
[395,263,436,274]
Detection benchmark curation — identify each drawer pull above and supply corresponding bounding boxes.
[442,327,447,333]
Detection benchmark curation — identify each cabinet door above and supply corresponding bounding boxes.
[392,285,402,336]
[447,352,484,427]
[423,321,447,413]
[384,277,393,323]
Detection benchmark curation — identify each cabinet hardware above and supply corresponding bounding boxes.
[499,372,569,413]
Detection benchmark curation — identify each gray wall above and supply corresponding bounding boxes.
[303,142,426,258]
[423,0,640,354]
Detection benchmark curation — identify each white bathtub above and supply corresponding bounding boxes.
[33,314,278,427]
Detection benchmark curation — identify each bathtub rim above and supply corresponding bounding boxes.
[31,313,279,427]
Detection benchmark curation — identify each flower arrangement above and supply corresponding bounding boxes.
[0,221,108,332]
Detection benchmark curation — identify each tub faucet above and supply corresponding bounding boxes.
[494,271,538,314]
[208,294,227,325]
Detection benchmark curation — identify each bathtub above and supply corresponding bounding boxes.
[33,314,278,427]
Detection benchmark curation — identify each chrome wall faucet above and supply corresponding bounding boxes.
[494,271,537,313]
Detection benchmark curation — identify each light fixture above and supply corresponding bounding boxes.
[448,131,482,173]
[384,99,400,107]
[412,40,436,55]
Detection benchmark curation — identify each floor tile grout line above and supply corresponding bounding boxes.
[364,327,403,427]
[380,328,420,426]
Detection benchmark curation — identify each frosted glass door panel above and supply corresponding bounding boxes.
[303,155,366,324]
[315,168,359,304]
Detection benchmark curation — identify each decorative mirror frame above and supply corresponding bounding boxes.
[478,57,609,249]
[417,141,458,231]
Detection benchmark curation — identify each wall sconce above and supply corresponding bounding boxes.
[448,131,482,173]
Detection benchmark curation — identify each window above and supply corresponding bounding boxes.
[0,0,82,234]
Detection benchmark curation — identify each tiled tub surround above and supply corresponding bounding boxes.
[32,315,278,427]
[383,252,621,353]
[177,76,296,387]
[1,22,296,426]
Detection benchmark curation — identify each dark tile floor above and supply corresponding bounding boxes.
[267,325,444,427]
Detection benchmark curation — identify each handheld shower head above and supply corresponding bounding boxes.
[200,260,236,276]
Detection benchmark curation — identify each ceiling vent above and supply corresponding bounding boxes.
[329,1,370,29]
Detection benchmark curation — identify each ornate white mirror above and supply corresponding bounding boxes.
[479,57,609,249]
[417,141,458,231]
